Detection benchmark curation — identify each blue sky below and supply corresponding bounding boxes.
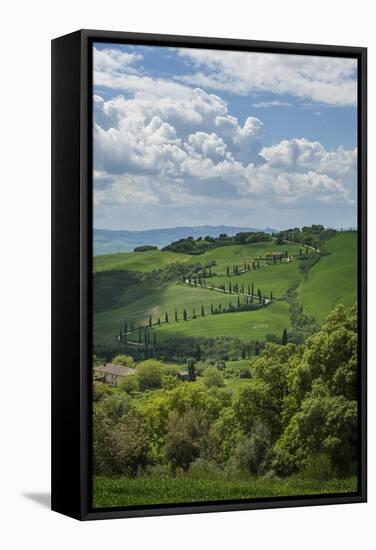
[93,42,357,231]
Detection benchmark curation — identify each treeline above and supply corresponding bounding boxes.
[133,245,158,252]
[94,305,358,481]
[162,231,272,255]
[275,225,336,248]
[94,336,266,364]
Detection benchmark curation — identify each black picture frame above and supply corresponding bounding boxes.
[51,29,367,520]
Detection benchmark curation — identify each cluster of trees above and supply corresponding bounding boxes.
[133,245,158,252]
[286,280,320,343]
[275,225,336,248]
[94,306,357,481]
[162,231,272,255]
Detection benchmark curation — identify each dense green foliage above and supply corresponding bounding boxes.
[162,232,272,254]
[134,245,158,252]
[93,305,357,506]
[276,225,337,248]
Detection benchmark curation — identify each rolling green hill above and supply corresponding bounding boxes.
[146,301,290,343]
[299,232,357,322]
[93,232,357,349]
[94,249,192,273]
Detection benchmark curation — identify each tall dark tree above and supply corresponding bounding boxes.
[210,304,214,314]
[237,295,241,307]
[183,309,188,321]
[149,315,152,328]
[192,308,196,319]
[201,305,205,317]
[187,358,197,381]
[165,311,169,323]
[138,326,142,343]
[251,282,254,295]
[157,317,161,326]
[175,309,178,322]
[270,290,273,300]
[195,344,202,361]
[229,282,232,294]
[226,266,230,276]
[281,328,288,345]
[248,284,251,295]
[255,340,260,356]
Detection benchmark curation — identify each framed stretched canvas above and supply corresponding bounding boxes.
[51,30,367,520]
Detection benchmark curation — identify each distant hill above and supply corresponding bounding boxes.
[94,225,277,255]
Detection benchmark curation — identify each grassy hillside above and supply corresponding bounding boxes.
[94,283,236,343]
[151,301,290,343]
[93,232,357,347]
[213,259,300,299]
[299,232,357,323]
[94,249,192,273]
[197,241,302,273]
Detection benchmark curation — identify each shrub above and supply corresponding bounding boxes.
[202,366,224,387]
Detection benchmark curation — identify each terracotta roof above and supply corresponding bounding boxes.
[94,363,135,376]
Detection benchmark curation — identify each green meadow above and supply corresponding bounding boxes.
[299,232,357,322]
[94,232,357,346]
[94,475,357,508]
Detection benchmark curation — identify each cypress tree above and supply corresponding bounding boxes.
[226,266,230,276]
[149,315,152,328]
[183,309,187,321]
[248,284,251,295]
[237,295,241,307]
[211,304,214,314]
[282,328,288,345]
[157,317,161,326]
[270,291,273,300]
[165,311,169,323]
[251,283,254,295]
[138,326,142,343]
[201,304,205,317]
[255,340,260,356]
[192,308,196,319]
[175,309,178,322]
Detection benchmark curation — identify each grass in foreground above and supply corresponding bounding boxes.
[93,475,357,507]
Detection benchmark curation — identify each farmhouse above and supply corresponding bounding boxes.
[94,363,135,386]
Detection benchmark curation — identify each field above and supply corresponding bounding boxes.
[94,232,357,346]
[299,232,357,322]
[94,475,357,507]
[94,249,192,273]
